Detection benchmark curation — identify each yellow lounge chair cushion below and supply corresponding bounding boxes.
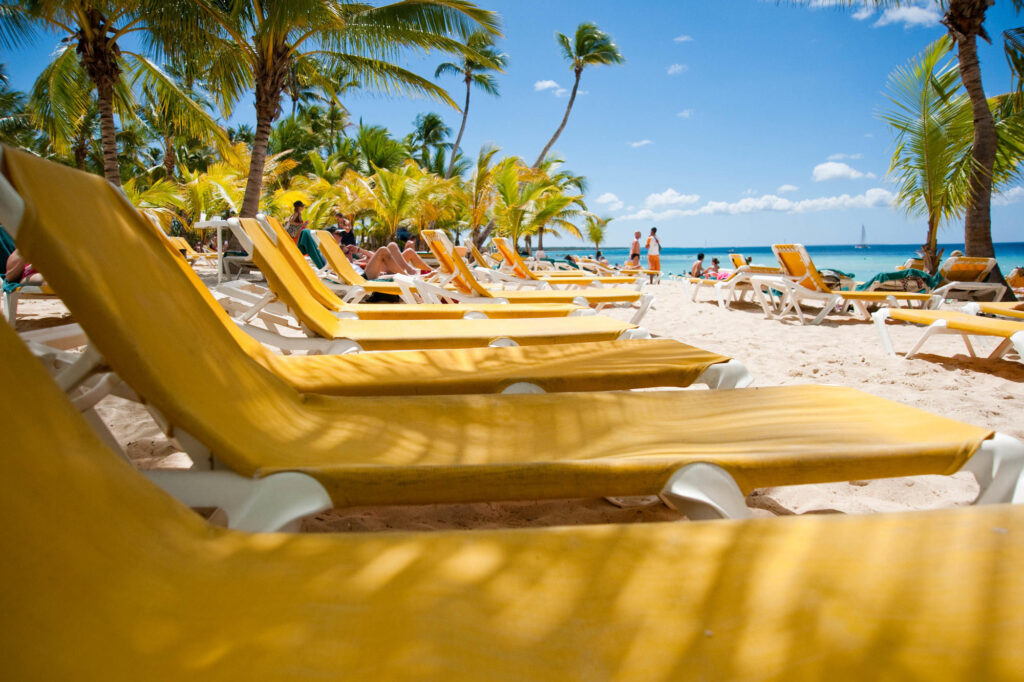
[3,320,1023,680]
[273,338,729,396]
[975,301,1024,321]
[236,217,637,347]
[886,308,1024,338]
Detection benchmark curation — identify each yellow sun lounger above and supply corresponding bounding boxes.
[7,322,1024,680]
[309,229,585,319]
[4,149,749,398]
[761,244,940,325]
[168,235,218,265]
[933,256,1006,300]
[492,236,642,286]
[421,230,654,323]
[872,307,1024,362]
[687,265,785,308]
[4,145,1022,529]
[964,301,1024,321]
[226,216,645,352]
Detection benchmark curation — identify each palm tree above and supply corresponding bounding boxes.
[881,37,972,274]
[6,2,205,186]
[584,214,611,257]
[409,112,452,168]
[362,162,423,242]
[190,0,499,218]
[534,154,586,249]
[435,30,507,178]
[460,144,501,247]
[939,0,1023,261]
[533,22,623,169]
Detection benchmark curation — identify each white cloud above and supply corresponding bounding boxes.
[812,161,875,181]
[874,5,941,28]
[630,139,653,148]
[994,186,1024,206]
[595,192,624,211]
[535,79,583,98]
[676,109,693,118]
[673,34,693,43]
[852,6,874,20]
[644,188,700,209]
[619,188,895,221]
[777,184,799,194]
[667,64,688,76]
[827,152,863,161]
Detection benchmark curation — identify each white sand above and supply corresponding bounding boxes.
[17,277,1023,531]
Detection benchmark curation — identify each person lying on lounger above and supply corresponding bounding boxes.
[5,249,45,286]
[344,242,432,279]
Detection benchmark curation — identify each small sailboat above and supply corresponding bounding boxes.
[854,225,869,249]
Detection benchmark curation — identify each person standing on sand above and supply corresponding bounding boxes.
[645,227,661,283]
[629,231,641,267]
[690,253,705,278]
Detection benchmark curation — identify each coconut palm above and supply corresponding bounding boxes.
[190,0,499,218]
[408,112,452,168]
[584,214,611,257]
[6,1,216,186]
[461,144,501,247]
[881,36,973,274]
[533,22,623,168]
[435,30,507,178]
[534,154,586,249]
[362,162,423,242]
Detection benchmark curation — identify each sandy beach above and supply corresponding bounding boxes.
[18,277,1022,530]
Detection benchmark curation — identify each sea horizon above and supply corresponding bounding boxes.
[539,241,1024,279]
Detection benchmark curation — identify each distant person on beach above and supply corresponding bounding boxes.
[345,242,429,279]
[705,257,721,279]
[690,253,705,277]
[629,231,641,267]
[645,227,661,283]
[284,200,307,241]
[332,213,356,248]
[595,250,609,265]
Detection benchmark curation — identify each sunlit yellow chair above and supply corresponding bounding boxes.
[873,307,1024,362]
[8,319,1024,680]
[932,256,1006,300]
[5,144,1022,532]
[2,148,749,400]
[492,236,642,287]
[309,228,585,319]
[761,244,939,325]
[964,300,1024,321]
[168,235,218,265]
[421,230,654,323]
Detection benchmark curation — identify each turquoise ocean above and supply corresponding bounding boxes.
[542,242,1024,280]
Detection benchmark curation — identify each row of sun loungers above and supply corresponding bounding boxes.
[4,144,1024,677]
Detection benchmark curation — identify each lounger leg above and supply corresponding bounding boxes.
[905,321,945,359]
[959,332,977,358]
[501,382,546,394]
[618,327,651,340]
[809,295,840,325]
[871,309,897,355]
[988,338,1013,360]
[1012,332,1024,359]
[629,293,654,324]
[659,462,751,520]
[696,360,755,389]
[144,470,333,532]
[962,433,1024,505]
[3,289,17,325]
[489,337,519,347]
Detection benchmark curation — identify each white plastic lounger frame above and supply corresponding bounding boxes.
[872,308,1024,361]
[932,257,1005,301]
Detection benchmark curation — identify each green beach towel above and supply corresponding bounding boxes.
[855,268,942,293]
[296,229,326,269]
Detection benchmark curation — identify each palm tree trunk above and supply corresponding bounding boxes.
[95,80,121,187]
[956,33,997,258]
[922,213,941,275]
[163,133,176,179]
[446,76,472,179]
[241,84,279,218]
[532,68,582,169]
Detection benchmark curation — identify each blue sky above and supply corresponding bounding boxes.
[4,1,1024,248]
